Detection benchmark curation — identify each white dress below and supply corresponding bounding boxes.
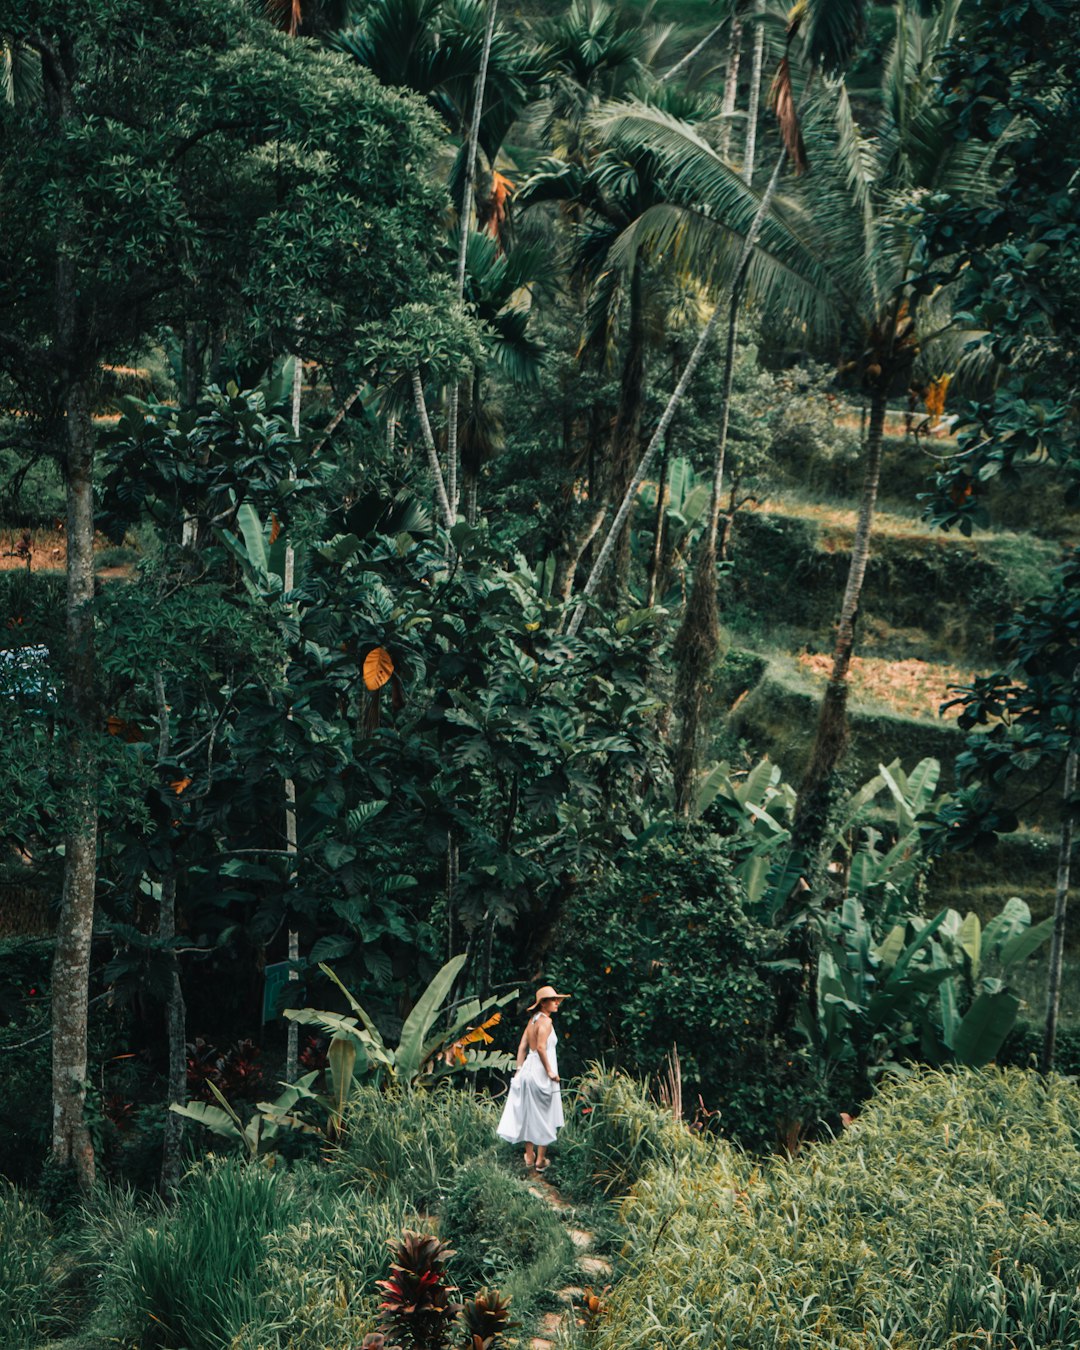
[497,1016,565,1146]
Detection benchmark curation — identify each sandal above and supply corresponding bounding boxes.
[535,1160,550,1173]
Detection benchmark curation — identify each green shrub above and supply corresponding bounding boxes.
[549,827,782,1145]
[580,1067,1080,1350]
[441,1160,574,1313]
[556,1066,707,1200]
[331,1082,499,1208]
[0,1181,66,1348]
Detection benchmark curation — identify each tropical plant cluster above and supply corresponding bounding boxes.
[0,6,1078,1345]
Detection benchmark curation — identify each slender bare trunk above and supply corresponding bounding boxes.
[153,669,187,1193]
[567,307,724,636]
[672,153,784,812]
[744,0,765,182]
[608,257,646,596]
[1043,745,1078,1072]
[447,0,499,518]
[646,442,670,609]
[285,352,301,1082]
[50,45,98,1183]
[794,381,889,839]
[411,370,455,532]
[719,16,743,162]
[554,504,607,605]
[52,378,98,1190]
[661,19,727,83]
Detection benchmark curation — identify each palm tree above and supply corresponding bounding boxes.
[453,229,547,521]
[588,0,993,819]
[334,0,543,202]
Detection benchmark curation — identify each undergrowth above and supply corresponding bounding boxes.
[575,1067,1080,1350]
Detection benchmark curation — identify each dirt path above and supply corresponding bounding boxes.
[525,1174,612,1350]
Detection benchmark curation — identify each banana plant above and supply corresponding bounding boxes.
[284,954,518,1087]
[805,894,1053,1086]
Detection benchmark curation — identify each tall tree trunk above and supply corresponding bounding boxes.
[567,305,726,636]
[447,0,499,518]
[52,378,98,1191]
[1043,745,1078,1072]
[794,381,889,841]
[672,152,784,812]
[285,353,302,1083]
[47,44,98,1190]
[743,0,766,182]
[461,368,482,525]
[719,14,743,162]
[412,370,455,532]
[158,872,187,1193]
[607,257,646,597]
[153,669,187,1194]
[646,439,671,609]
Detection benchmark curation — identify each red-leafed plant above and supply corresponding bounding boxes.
[376,1231,460,1350]
[458,1289,514,1350]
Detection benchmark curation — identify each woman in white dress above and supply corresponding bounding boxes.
[496,985,569,1171]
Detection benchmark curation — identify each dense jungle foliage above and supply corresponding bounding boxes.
[0,0,1078,1342]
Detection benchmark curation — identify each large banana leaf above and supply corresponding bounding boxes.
[395,954,468,1081]
[952,990,1021,1067]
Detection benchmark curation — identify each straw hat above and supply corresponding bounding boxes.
[527,985,571,1011]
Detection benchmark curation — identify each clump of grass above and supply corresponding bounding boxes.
[88,1159,421,1350]
[441,1160,575,1314]
[0,1180,67,1348]
[578,1067,1080,1350]
[330,1082,499,1208]
[556,1066,708,1201]
[103,1158,286,1348]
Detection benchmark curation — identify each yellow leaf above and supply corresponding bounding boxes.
[363,646,394,691]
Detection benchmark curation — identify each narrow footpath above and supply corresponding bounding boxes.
[524,1174,612,1350]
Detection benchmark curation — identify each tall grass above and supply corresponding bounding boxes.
[556,1066,707,1201]
[441,1160,575,1313]
[576,1068,1080,1350]
[0,1180,66,1348]
[93,1159,422,1350]
[330,1082,499,1207]
[109,1159,285,1348]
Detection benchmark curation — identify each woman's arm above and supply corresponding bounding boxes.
[535,1017,559,1081]
[515,1025,529,1068]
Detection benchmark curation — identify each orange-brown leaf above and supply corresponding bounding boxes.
[363,646,394,691]
[769,58,808,175]
[269,512,281,545]
[170,777,192,795]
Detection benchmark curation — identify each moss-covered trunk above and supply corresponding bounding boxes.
[794,381,889,843]
[52,376,98,1190]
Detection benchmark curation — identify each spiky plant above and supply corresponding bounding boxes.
[458,1288,514,1349]
[377,1231,461,1350]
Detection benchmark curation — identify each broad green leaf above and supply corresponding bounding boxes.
[169,1099,243,1142]
[952,990,1021,1067]
[999,916,1054,970]
[395,954,468,1082]
[959,912,982,981]
[235,502,269,577]
[873,924,907,969]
